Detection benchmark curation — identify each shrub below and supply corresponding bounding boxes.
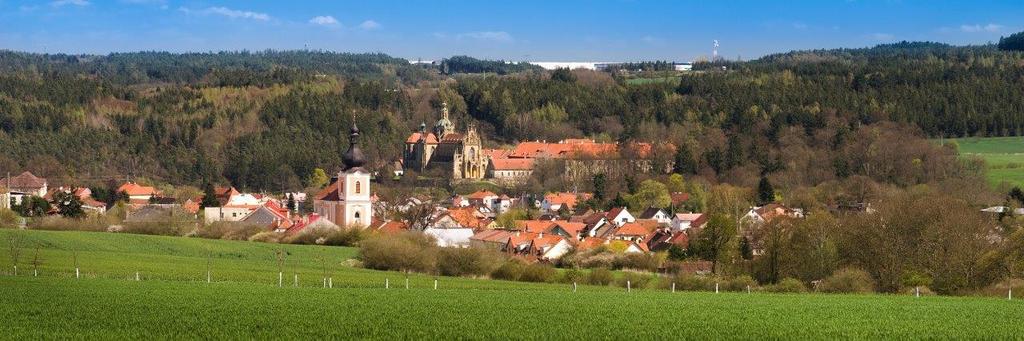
[723,275,757,292]
[436,247,503,277]
[673,274,713,291]
[977,278,1024,298]
[819,268,875,294]
[31,216,109,232]
[359,232,437,274]
[491,260,525,281]
[0,208,18,228]
[586,267,615,286]
[560,268,586,284]
[519,263,557,283]
[616,271,655,289]
[248,231,282,243]
[614,252,665,272]
[121,222,193,236]
[765,278,808,293]
[283,226,366,246]
[193,222,262,240]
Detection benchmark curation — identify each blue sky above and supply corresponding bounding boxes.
[1,0,1020,61]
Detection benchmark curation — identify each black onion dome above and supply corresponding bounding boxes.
[342,123,366,170]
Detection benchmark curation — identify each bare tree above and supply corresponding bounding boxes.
[30,244,41,277]
[400,202,436,231]
[7,231,23,276]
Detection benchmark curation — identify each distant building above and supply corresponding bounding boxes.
[0,171,48,205]
[314,121,373,228]
[403,102,487,180]
[673,62,693,71]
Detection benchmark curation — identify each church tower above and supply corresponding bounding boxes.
[434,101,455,138]
[336,121,373,228]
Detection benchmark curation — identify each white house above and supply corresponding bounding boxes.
[638,208,672,226]
[671,213,706,231]
[531,235,572,260]
[1,171,48,205]
[606,207,635,227]
[424,227,475,248]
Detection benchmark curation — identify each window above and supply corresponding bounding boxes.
[355,181,361,194]
[354,211,361,219]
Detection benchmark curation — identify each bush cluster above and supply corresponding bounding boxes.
[818,268,876,293]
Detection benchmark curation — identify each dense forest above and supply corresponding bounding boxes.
[0,41,1022,193]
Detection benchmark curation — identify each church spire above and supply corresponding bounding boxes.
[342,111,366,170]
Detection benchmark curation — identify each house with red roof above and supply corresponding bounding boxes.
[117,182,163,205]
[606,206,636,227]
[671,213,707,231]
[541,192,592,214]
[612,219,659,243]
[1,171,48,205]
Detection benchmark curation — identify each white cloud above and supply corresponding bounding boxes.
[358,20,380,30]
[181,6,270,21]
[960,23,1003,33]
[870,33,895,41]
[457,31,513,43]
[309,15,339,27]
[51,0,89,7]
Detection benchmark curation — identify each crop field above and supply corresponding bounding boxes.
[941,136,1024,187]
[1,229,1023,339]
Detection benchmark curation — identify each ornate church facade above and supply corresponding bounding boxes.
[313,121,373,228]
[403,103,487,180]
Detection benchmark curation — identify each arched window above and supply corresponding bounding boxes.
[355,181,361,194]
[354,211,361,219]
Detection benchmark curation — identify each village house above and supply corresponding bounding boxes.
[1,171,48,205]
[671,213,707,231]
[605,206,636,227]
[638,207,672,226]
[743,203,804,225]
[611,219,658,243]
[47,187,107,214]
[541,192,592,214]
[117,182,162,206]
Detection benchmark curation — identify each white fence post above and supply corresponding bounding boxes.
[386,278,390,289]
[1009,287,1013,300]
[434,279,438,290]
[915,286,920,298]
[627,280,631,293]
[294,274,298,287]
[13,265,16,276]
[672,282,676,293]
[405,277,409,290]
[329,277,333,288]
[76,267,80,279]
[715,282,719,294]
[135,271,140,281]
[278,272,283,288]
[747,285,751,294]
[573,282,577,293]
[322,278,327,288]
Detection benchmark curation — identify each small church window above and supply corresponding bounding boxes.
[355,181,361,194]
[354,211,361,219]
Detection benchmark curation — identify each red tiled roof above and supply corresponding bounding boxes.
[606,206,627,220]
[576,237,607,251]
[467,190,497,200]
[118,182,161,196]
[551,221,587,240]
[615,221,655,237]
[490,158,535,170]
[439,133,464,144]
[471,229,515,243]
[515,220,557,233]
[0,171,47,189]
[545,192,592,210]
[670,192,690,206]
[314,182,341,201]
[406,132,439,144]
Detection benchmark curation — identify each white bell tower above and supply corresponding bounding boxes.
[338,121,372,228]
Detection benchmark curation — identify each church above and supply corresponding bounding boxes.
[403,102,487,180]
[313,121,373,228]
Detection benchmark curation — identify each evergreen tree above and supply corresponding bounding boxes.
[757,176,775,205]
[592,174,606,203]
[673,146,697,174]
[286,193,296,211]
[53,190,84,218]
[739,236,754,261]
[201,182,220,208]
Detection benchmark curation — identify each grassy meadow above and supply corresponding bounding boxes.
[942,136,1024,188]
[1,229,1023,339]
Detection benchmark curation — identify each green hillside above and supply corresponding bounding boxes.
[943,136,1024,187]
[1,230,1023,339]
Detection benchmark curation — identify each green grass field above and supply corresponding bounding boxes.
[1,229,1022,339]
[941,136,1024,187]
